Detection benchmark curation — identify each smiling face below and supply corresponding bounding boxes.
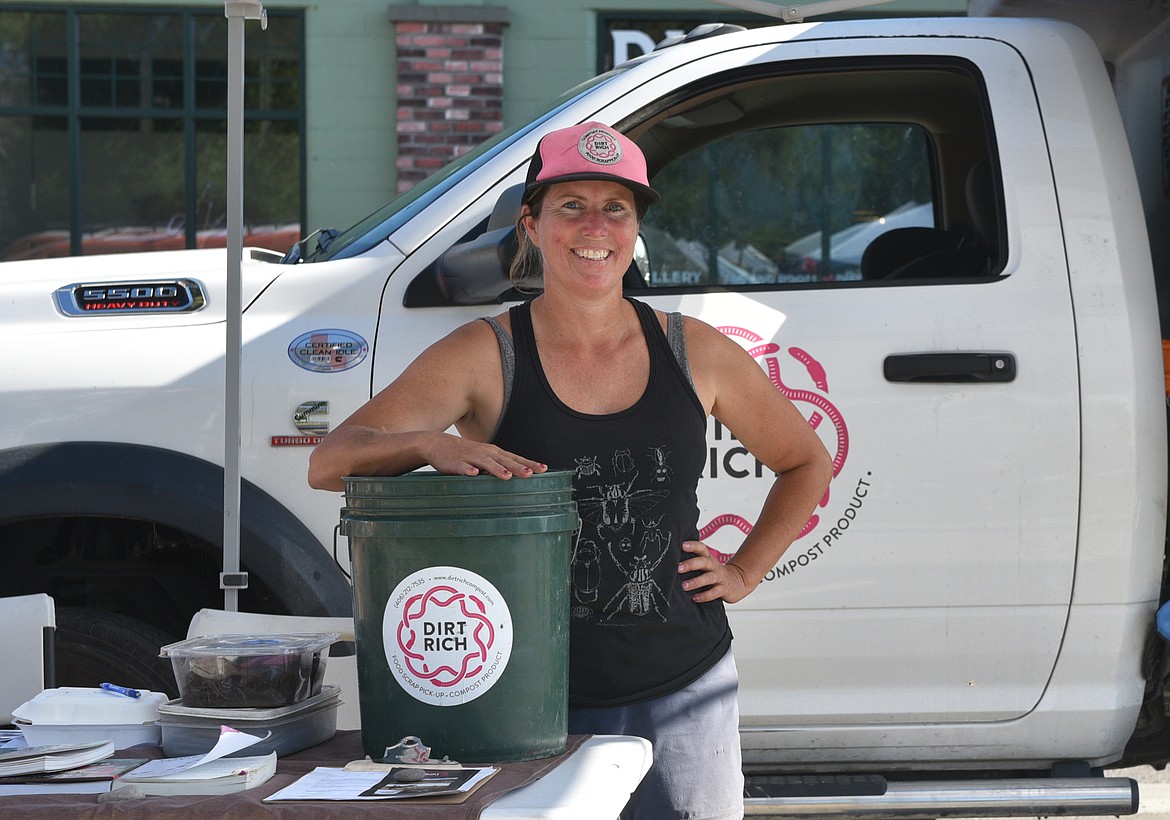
[521,180,640,298]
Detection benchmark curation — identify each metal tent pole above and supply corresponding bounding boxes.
[222,1,266,611]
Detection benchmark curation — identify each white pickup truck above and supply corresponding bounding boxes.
[1,5,1167,816]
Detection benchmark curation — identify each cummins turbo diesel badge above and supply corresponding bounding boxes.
[271,401,329,447]
[54,279,206,316]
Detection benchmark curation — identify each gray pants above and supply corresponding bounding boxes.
[568,648,744,820]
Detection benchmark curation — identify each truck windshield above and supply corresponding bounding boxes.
[305,70,627,264]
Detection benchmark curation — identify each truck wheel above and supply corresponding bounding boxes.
[54,607,180,697]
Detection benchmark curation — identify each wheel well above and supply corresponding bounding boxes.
[0,442,352,639]
[0,515,283,638]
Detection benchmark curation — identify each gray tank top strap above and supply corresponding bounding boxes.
[481,316,515,422]
[483,309,693,414]
[667,311,695,392]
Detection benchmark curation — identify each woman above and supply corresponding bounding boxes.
[309,121,833,820]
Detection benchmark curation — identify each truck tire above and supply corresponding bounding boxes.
[54,607,180,697]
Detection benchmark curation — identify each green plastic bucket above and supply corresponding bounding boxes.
[341,472,578,763]
[341,498,574,519]
[345,474,574,507]
[347,472,571,498]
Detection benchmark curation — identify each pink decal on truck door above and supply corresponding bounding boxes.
[701,328,850,558]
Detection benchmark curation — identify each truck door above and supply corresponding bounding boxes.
[599,38,1078,736]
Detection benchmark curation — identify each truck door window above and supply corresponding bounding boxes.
[642,123,935,286]
[632,62,1002,289]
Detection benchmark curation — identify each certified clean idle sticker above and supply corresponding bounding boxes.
[383,566,513,706]
[288,329,368,373]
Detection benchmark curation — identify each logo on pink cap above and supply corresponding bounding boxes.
[527,121,661,204]
[578,127,622,166]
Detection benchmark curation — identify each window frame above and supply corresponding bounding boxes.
[614,54,1006,294]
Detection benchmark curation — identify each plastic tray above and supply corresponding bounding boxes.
[157,686,341,758]
[157,684,340,721]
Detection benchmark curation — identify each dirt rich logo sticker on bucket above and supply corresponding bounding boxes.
[383,566,513,706]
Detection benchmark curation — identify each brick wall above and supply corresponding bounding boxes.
[388,6,510,193]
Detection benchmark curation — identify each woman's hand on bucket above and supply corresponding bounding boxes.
[417,432,548,480]
[308,427,547,490]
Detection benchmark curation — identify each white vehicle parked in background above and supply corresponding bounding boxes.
[2,3,1168,815]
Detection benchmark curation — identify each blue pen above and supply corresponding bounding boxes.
[100,682,141,699]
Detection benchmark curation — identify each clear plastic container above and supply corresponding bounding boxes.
[159,633,339,708]
[158,686,341,757]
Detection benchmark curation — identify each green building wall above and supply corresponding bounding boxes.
[18,0,964,241]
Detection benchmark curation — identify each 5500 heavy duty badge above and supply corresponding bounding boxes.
[54,279,207,316]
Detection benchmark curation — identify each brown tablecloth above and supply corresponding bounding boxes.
[0,730,589,818]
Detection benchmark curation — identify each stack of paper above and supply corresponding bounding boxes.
[112,752,277,796]
[265,765,497,802]
[110,725,277,796]
[0,739,115,777]
[0,758,148,796]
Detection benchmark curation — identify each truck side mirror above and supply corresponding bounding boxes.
[427,184,525,306]
[434,225,520,304]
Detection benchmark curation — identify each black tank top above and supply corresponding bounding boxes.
[492,298,731,706]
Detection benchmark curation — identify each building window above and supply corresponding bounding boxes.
[0,6,304,261]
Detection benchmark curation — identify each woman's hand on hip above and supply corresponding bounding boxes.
[678,540,755,604]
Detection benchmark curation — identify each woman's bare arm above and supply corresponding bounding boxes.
[307,319,545,491]
[678,317,834,603]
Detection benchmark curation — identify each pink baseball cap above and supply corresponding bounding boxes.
[525,121,661,205]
